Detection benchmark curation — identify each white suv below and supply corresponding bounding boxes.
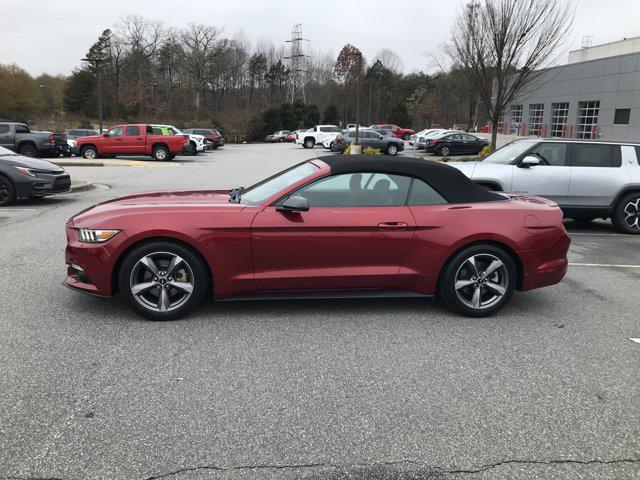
[295,125,341,149]
[449,139,640,234]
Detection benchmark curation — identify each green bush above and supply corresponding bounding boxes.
[479,143,494,159]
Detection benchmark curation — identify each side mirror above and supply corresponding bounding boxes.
[519,155,540,168]
[276,195,309,213]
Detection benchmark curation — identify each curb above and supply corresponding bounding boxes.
[54,159,104,167]
[70,180,94,192]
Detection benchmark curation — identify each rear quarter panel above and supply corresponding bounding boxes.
[400,198,565,294]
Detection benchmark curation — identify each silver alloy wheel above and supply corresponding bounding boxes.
[129,251,195,313]
[441,146,450,156]
[454,253,509,310]
[155,148,167,160]
[388,145,398,155]
[83,148,97,159]
[623,197,640,231]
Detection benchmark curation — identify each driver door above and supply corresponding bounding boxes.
[101,126,124,154]
[250,172,416,292]
[511,142,571,204]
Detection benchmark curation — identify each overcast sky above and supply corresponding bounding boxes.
[1,0,639,77]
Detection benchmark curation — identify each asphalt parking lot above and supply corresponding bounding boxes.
[1,143,639,480]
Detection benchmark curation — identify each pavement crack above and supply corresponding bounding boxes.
[142,457,640,479]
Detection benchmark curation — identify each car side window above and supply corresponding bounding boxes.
[15,125,30,133]
[635,146,640,166]
[462,134,477,141]
[447,134,461,141]
[571,144,612,167]
[125,126,140,136]
[0,125,10,134]
[107,127,123,137]
[529,143,568,166]
[408,179,447,206]
[295,172,411,207]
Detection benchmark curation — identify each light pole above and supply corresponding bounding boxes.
[82,57,104,133]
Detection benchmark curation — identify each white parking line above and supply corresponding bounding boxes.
[629,338,640,344]
[569,262,640,269]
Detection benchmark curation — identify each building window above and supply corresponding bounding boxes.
[529,104,544,136]
[577,101,600,139]
[550,103,569,137]
[510,105,523,133]
[614,109,630,125]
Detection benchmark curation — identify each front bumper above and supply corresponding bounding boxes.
[64,222,127,297]
[15,172,71,199]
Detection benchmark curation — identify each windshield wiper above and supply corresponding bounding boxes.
[228,187,244,203]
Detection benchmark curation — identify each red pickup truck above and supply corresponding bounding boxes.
[74,124,190,161]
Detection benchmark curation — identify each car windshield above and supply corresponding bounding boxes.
[240,162,319,206]
[483,140,537,164]
[0,146,16,156]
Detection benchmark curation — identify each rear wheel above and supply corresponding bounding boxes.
[81,146,98,160]
[279,137,284,142]
[439,244,516,317]
[19,143,38,157]
[612,192,640,234]
[118,241,208,321]
[0,175,16,207]
[303,138,315,149]
[152,145,170,161]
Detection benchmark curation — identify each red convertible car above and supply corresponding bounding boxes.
[64,156,569,320]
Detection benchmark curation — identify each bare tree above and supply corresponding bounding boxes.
[373,48,404,74]
[448,0,573,147]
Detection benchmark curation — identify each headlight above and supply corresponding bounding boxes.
[76,229,120,243]
[15,166,37,177]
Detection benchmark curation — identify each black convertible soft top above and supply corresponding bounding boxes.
[317,155,504,204]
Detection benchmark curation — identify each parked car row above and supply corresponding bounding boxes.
[0,122,70,158]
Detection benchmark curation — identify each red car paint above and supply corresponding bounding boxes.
[370,124,415,140]
[75,124,189,158]
[65,159,569,302]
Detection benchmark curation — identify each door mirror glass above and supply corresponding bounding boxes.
[520,155,540,167]
[276,195,309,212]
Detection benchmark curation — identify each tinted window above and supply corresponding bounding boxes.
[408,180,447,206]
[0,125,9,134]
[611,146,622,167]
[572,144,612,167]
[529,143,567,166]
[152,128,163,135]
[15,125,29,133]
[125,126,140,136]
[447,134,461,141]
[319,127,332,132]
[295,173,411,207]
[462,134,478,141]
[635,146,640,166]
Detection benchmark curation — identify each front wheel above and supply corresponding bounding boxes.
[438,244,516,317]
[612,192,640,234]
[81,146,98,160]
[439,146,451,156]
[118,241,208,321]
[303,138,315,149]
[0,175,16,206]
[386,144,399,156]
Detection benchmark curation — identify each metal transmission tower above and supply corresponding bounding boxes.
[285,24,309,104]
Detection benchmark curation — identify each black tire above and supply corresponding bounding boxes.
[386,144,399,156]
[167,153,176,161]
[612,192,640,234]
[19,143,38,158]
[439,146,451,156]
[152,145,170,161]
[118,240,208,321]
[438,244,517,317]
[81,146,98,160]
[0,175,16,207]
[189,142,198,156]
[279,137,284,142]
[213,144,219,150]
[303,138,315,149]
[403,133,410,140]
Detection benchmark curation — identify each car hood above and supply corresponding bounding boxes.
[76,134,103,143]
[0,154,65,171]
[446,161,479,177]
[71,189,242,227]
